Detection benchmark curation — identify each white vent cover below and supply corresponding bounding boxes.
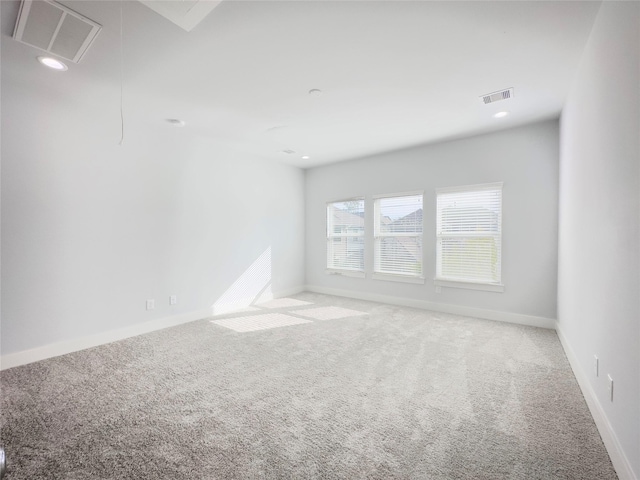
[480,88,514,105]
[13,0,101,64]
[139,0,222,32]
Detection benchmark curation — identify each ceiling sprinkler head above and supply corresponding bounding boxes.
[166,119,186,127]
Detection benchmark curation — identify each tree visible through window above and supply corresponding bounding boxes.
[326,199,365,272]
[374,193,423,278]
[436,183,502,285]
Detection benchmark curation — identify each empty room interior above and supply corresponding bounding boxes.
[1,0,639,479]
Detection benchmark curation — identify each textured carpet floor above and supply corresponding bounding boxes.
[0,293,617,479]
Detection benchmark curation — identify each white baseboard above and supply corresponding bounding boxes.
[211,285,305,315]
[555,323,637,480]
[0,286,306,371]
[2,285,634,479]
[272,286,306,299]
[0,308,211,371]
[304,285,635,478]
[305,284,556,329]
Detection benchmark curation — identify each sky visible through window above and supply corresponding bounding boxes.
[379,195,422,220]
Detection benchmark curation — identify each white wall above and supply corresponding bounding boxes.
[1,71,305,360]
[558,1,640,478]
[305,120,559,323]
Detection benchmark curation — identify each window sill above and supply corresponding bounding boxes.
[434,278,504,292]
[326,269,365,278]
[372,273,425,284]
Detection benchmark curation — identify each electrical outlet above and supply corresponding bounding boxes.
[435,285,442,294]
[170,295,177,306]
[607,374,614,402]
[593,355,599,377]
[146,299,155,311]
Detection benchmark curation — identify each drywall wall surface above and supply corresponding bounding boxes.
[1,76,305,356]
[305,120,559,320]
[558,1,640,477]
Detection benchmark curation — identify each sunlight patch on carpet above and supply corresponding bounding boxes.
[211,313,312,332]
[258,298,314,309]
[292,306,367,321]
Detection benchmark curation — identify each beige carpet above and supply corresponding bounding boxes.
[0,293,617,479]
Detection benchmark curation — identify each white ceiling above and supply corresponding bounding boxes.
[1,0,601,168]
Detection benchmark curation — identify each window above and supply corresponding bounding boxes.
[436,183,503,291]
[326,199,365,276]
[373,192,423,282]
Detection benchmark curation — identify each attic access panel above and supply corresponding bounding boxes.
[138,0,223,32]
[13,0,102,63]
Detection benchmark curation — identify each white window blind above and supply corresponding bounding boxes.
[374,193,423,277]
[327,199,365,272]
[436,183,502,285]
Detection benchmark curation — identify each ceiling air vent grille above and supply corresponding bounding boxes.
[13,0,101,63]
[480,88,514,105]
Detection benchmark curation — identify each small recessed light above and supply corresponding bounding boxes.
[166,119,186,127]
[37,56,67,71]
[493,111,509,118]
[308,89,322,96]
[281,149,296,155]
[301,155,310,160]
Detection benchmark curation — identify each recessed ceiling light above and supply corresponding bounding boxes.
[493,111,509,118]
[166,119,186,127]
[308,89,322,95]
[37,56,67,71]
[301,155,310,160]
[281,149,296,155]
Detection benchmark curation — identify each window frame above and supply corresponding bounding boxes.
[435,182,504,292]
[326,197,366,278]
[372,191,425,284]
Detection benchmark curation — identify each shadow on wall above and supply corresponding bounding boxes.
[211,247,273,315]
